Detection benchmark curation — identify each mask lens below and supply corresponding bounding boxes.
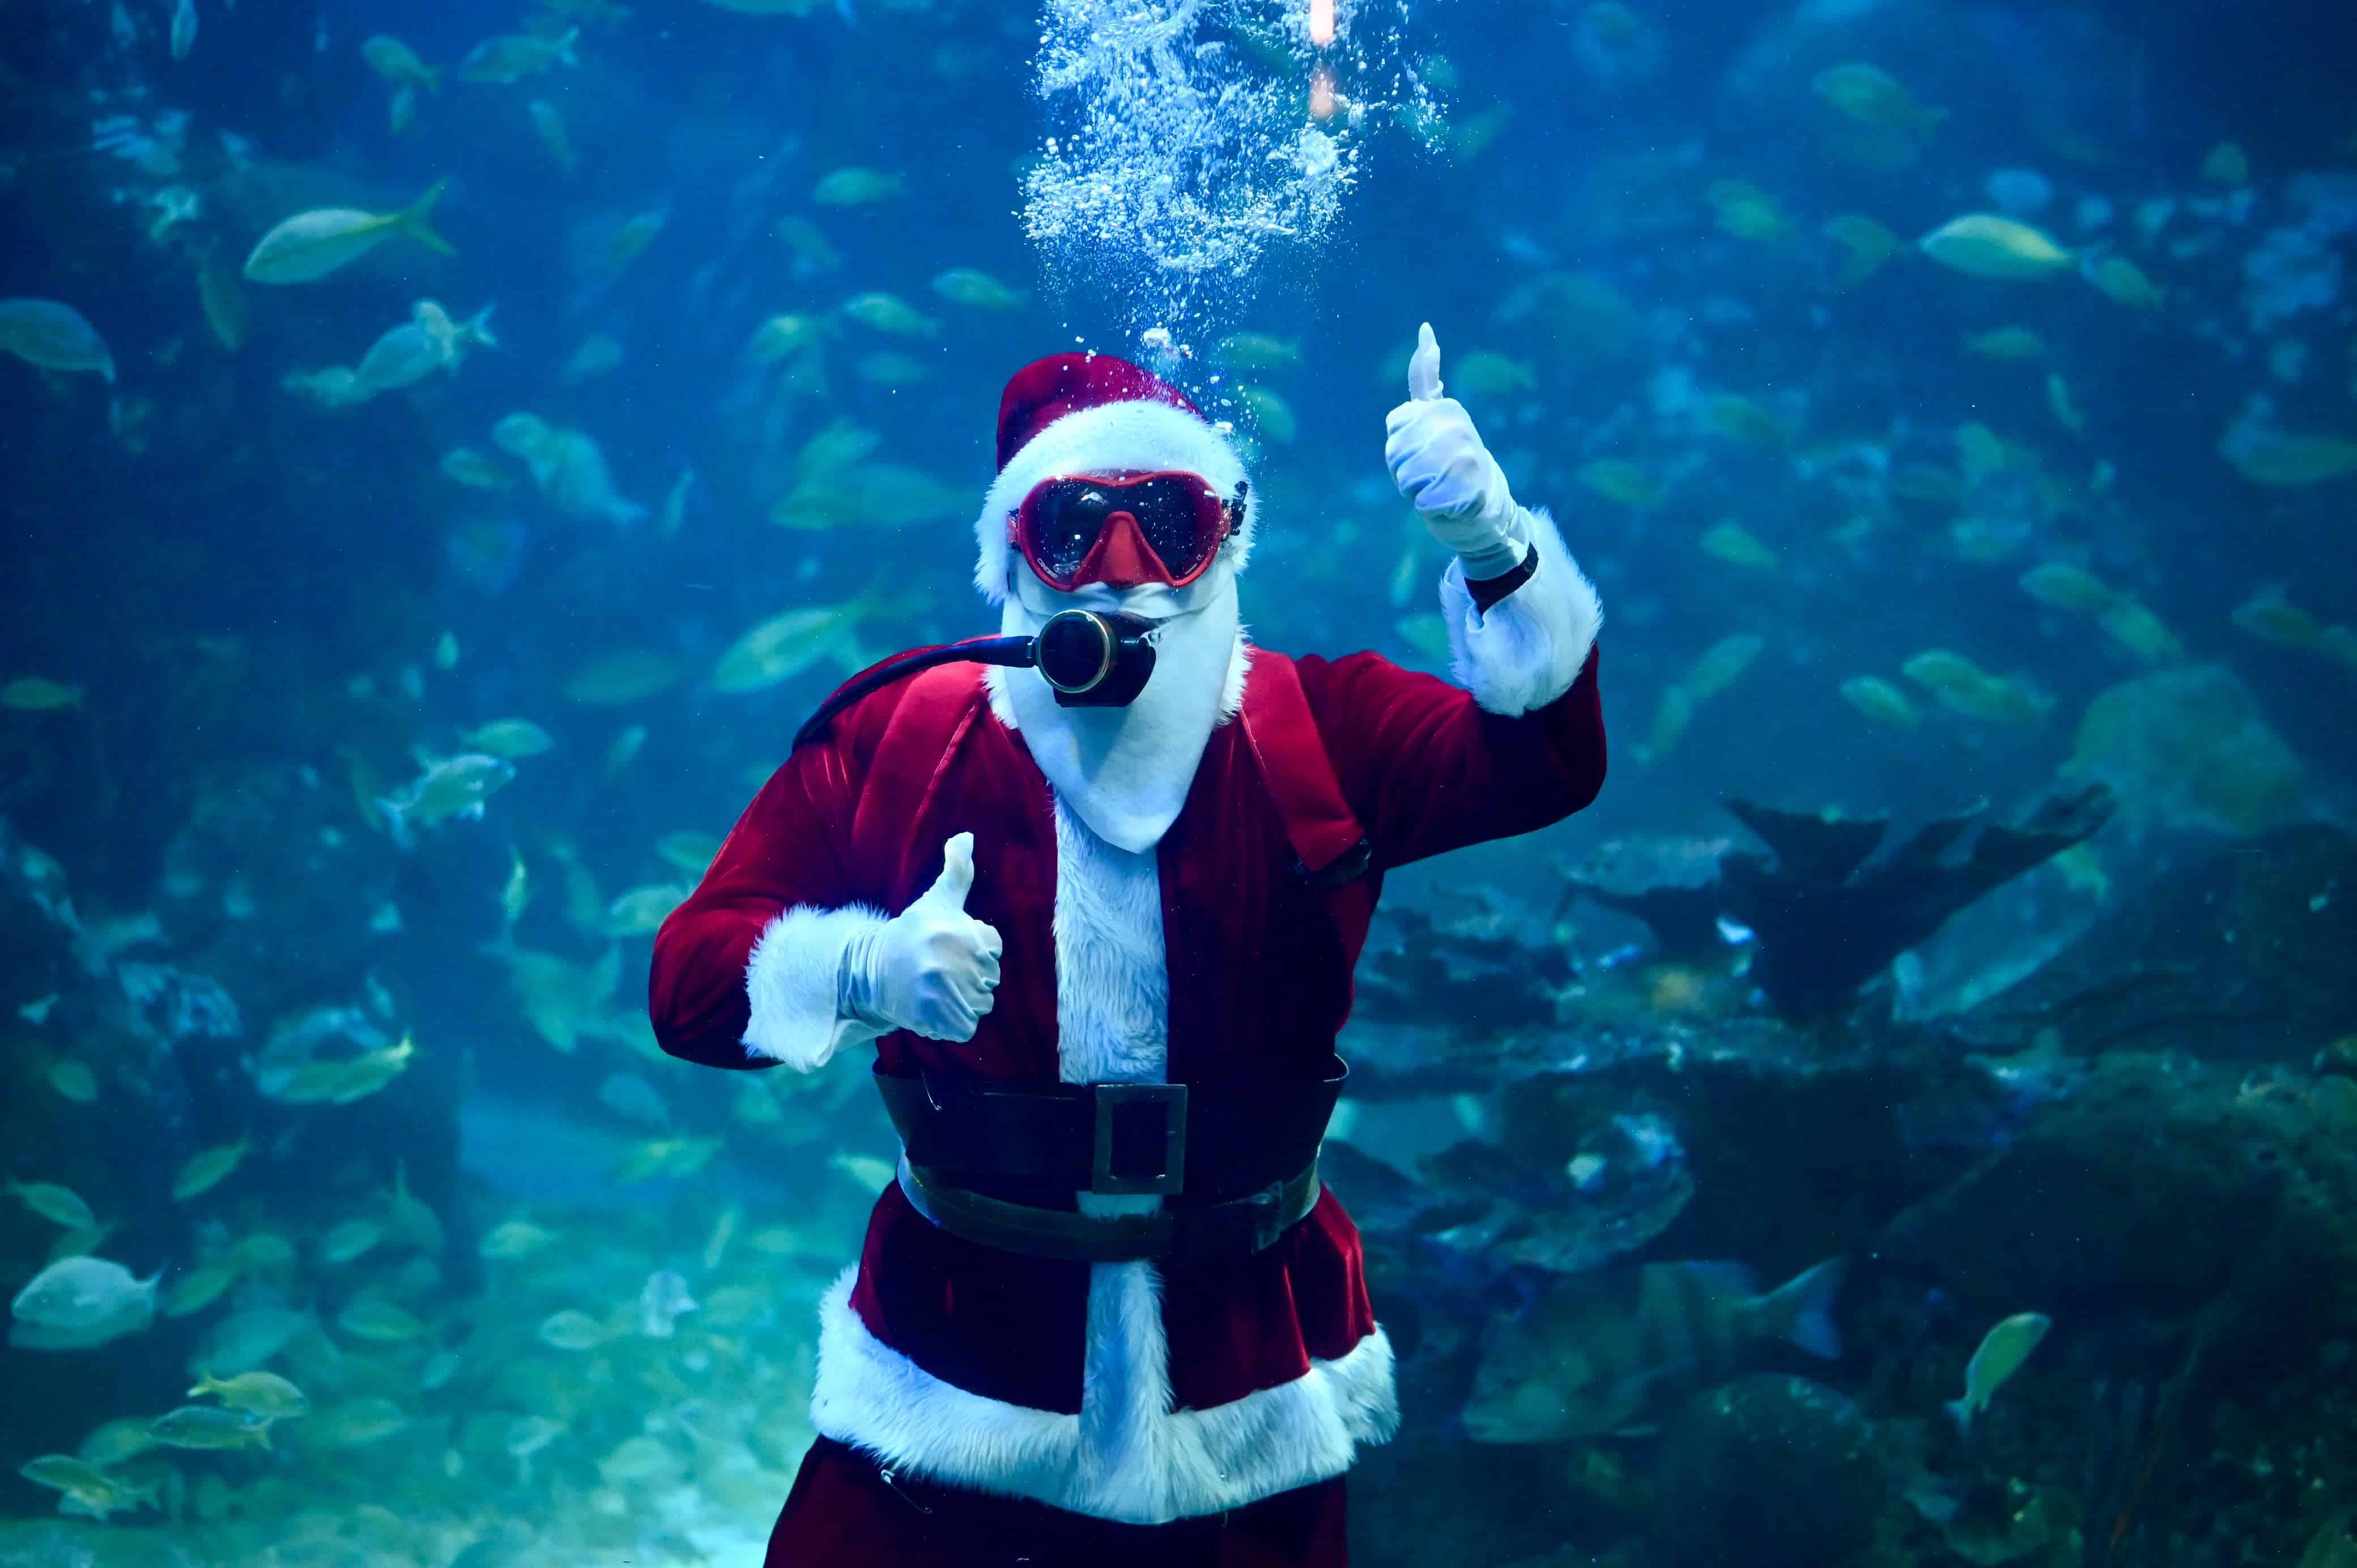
[1032,482,1112,582]
[1130,477,1219,578]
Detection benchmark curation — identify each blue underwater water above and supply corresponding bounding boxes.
[3,0,2357,1562]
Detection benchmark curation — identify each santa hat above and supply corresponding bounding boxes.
[973,352,1254,602]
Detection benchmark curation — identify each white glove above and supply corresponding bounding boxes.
[840,832,1003,1043]
[1383,322,1527,580]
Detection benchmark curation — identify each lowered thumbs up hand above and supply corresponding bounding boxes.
[844,832,1004,1042]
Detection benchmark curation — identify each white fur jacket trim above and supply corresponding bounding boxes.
[1441,504,1603,716]
[741,904,890,1071]
[808,1267,1398,1525]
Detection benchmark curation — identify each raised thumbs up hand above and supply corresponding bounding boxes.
[1384,322,1525,578]
[848,831,1005,1043]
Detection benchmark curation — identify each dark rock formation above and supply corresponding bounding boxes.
[1653,1374,1888,1568]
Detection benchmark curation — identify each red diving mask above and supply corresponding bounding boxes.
[1011,472,1246,591]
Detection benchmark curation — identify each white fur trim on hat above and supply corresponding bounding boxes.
[975,400,1253,603]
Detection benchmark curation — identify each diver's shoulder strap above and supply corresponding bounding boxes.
[1238,652,1371,889]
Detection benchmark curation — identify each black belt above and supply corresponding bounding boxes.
[873,1062,1346,1203]
[903,1158,1322,1267]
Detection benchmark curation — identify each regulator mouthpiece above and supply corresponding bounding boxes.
[1036,609,1156,708]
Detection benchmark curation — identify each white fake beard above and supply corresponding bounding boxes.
[985,558,1248,854]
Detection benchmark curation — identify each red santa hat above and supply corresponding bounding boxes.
[974,351,1254,603]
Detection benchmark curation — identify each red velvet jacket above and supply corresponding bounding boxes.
[650,640,1604,1506]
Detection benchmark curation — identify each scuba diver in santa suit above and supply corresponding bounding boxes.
[650,323,1607,1567]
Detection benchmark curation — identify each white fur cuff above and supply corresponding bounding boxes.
[1442,504,1602,716]
[742,904,892,1071]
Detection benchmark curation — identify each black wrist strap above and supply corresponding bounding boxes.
[1467,542,1538,612]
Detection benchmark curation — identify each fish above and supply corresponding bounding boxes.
[0,299,114,382]
[1686,633,1764,701]
[1240,385,1297,443]
[605,885,686,937]
[1576,458,1662,508]
[840,291,939,337]
[829,1152,895,1193]
[282,367,375,408]
[77,1417,161,1467]
[171,1134,251,1201]
[1821,213,1900,288]
[606,725,649,777]
[1946,1311,2050,1429]
[931,268,1028,310]
[150,1404,271,1450]
[354,300,496,392]
[660,468,695,536]
[639,1271,698,1338]
[2230,588,2322,649]
[479,1218,560,1259]
[2018,563,2118,615]
[2082,253,2163,310]
[1393,613,1452,664]
[2098,599,2181,663]
[771,462,965,530]
[1462,1258,1847,1442]
[2218,421,2357,487]
[1810,62,1945,135]
[2199,142,2249,184]
[46,1059,98,1102]
[2,676,85,710]
[319,1218,385,1265]
[598,1072,671,1126]
[1450,352,1538,400]
[224,1232,297,1275]
[1636,684,1694,765]
[813,167,905,205]
[196,250,248,351]
[18,1264,164,1330]
[562,652,682,708]
[500,846,531,925]
[711,581,888,693]
[336,1292,429,1343]
[460,718,555,759]
[243,180,454,284]
[190,1369,311,1420]
[2045,372,2083,433]
[8,1180,96,1230]
[169,0,197,58]
[1901,650,2053,724]
[1705,394,1789,450]
[483,941,623,1051]
[18,1455,159,1520]
[189,1306,310,1376]
[560,333,623,382]
[654,829,723,876]
[1699,522,1777,569]
[1965,325,2046,360]
[493,414,645,525]
[377,754,515,846]
[1215,332,1301,371]
[530,99,579,176]
[390,83,419,135]
[857,349,933,387]
[160,1263,238,1318]
[1840,675,1919,728]
[360,35,440,91]
[748,313,828,364]
[306,1396,410,1448]
[617,1136,722,1183]
[606,210,666,268]
[537,1309,609,1350]
[1704,180,1789,242]
[457,28,579,84]
[1917,214,2073,280]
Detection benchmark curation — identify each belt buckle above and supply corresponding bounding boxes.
[1091,1083,1187,1196]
